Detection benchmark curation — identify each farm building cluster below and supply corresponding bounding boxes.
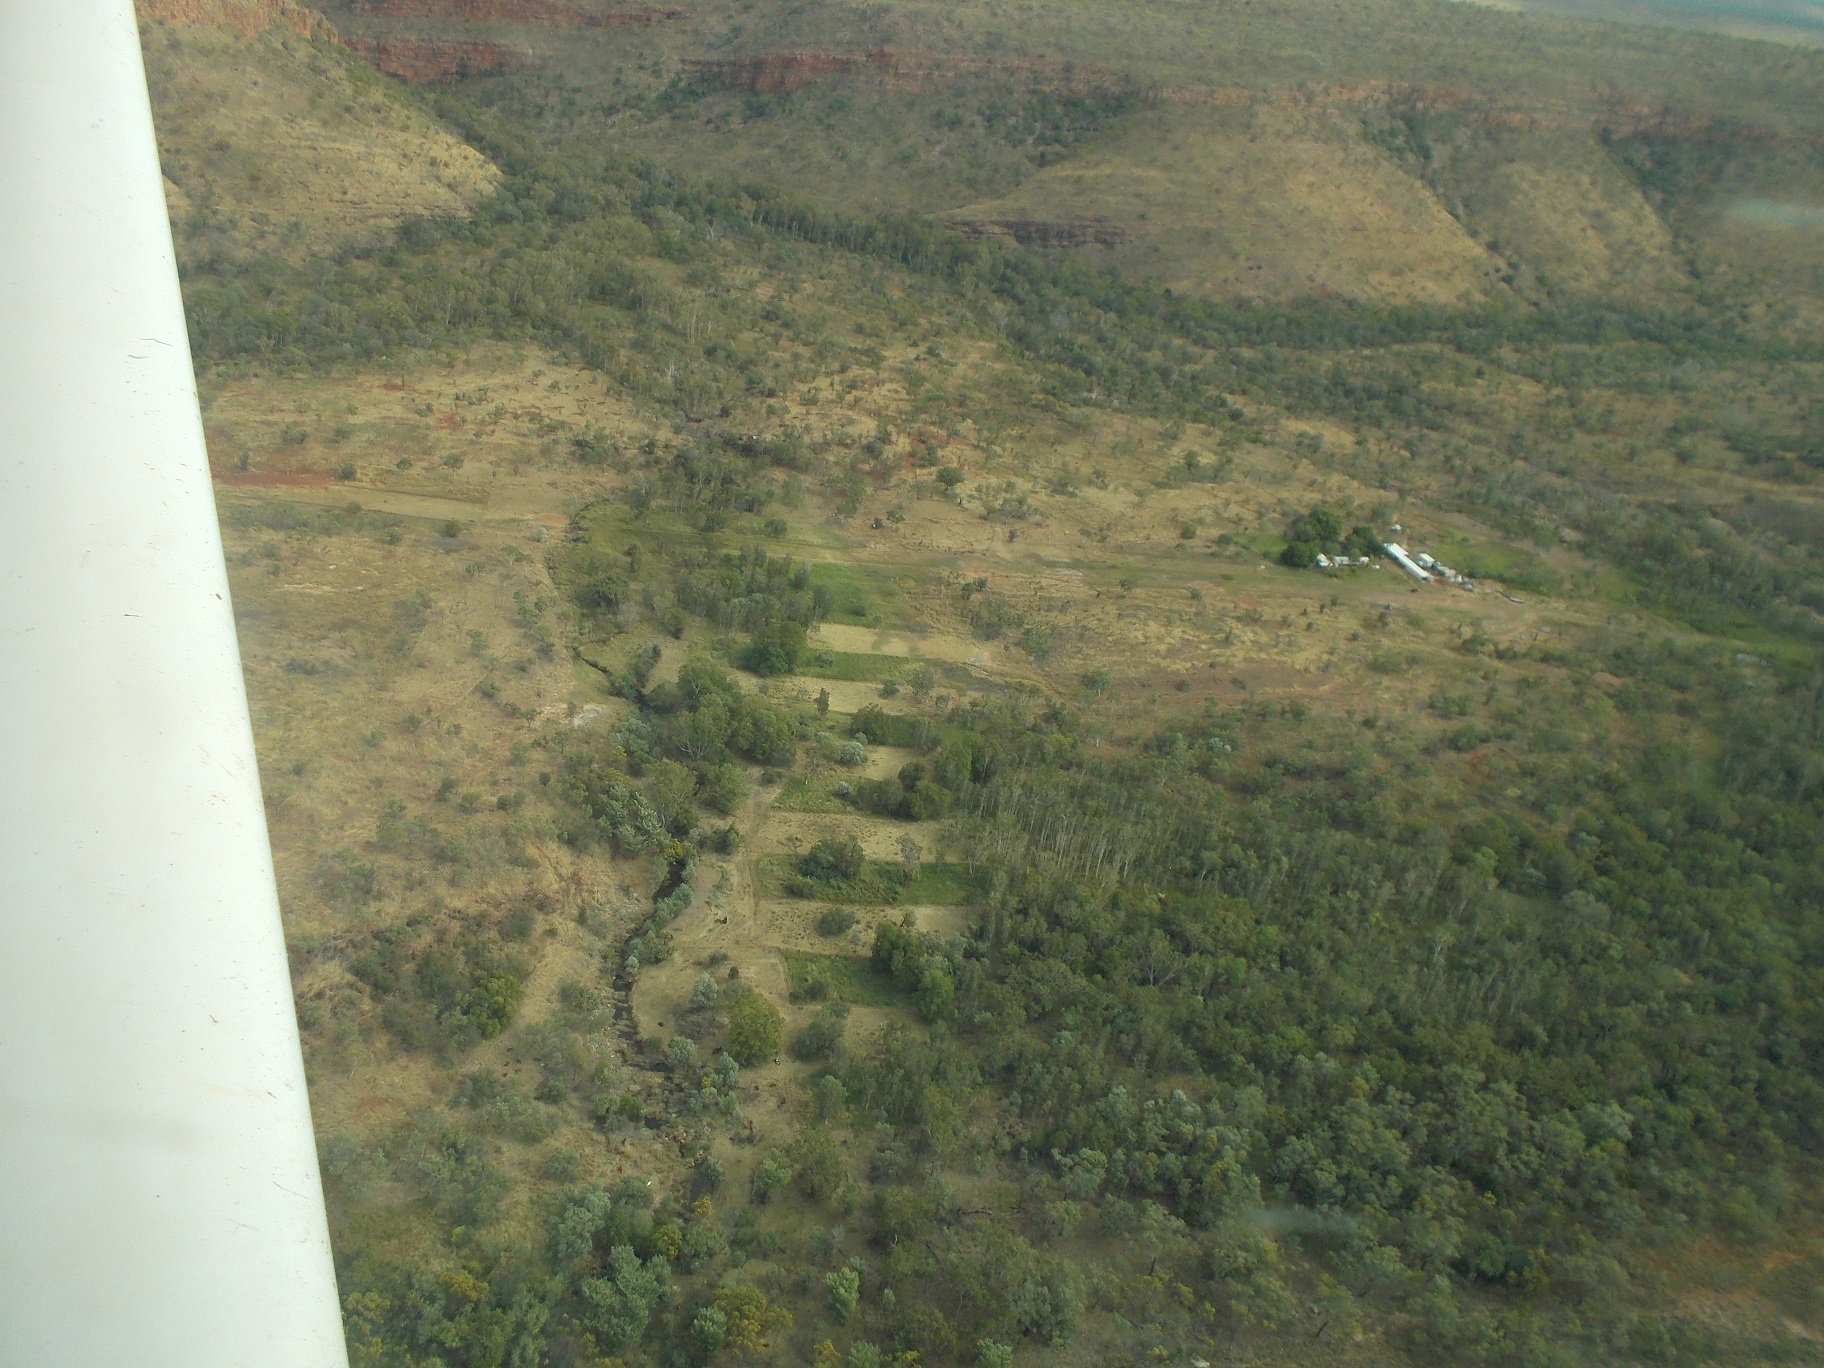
[1383,542,1475,590]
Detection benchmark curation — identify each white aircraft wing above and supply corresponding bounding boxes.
[0,1,347,1361]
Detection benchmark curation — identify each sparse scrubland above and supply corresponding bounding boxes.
[139,0,1824,1362]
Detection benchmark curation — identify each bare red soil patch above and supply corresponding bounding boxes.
[349,34,523,79]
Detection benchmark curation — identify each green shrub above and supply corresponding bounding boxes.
[738,619,807,675]
[450,971,523,1040]
[826,1260,863,1323]
[750,1149,791,1203]
[696,762,749,814]
[791,1003,851,1061]
[724,987,783,1065]
[801,835,865,883]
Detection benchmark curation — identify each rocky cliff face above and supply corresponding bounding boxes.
[137,0,338,41]
[683,49,893,94]
[346,0,685,25]
[346,34,522,80]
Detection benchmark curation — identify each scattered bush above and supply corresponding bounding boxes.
[724,987,783,1065]
[738,619,808,675]
[791,1002,851,1062]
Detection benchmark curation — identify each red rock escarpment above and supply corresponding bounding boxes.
[346,34,523,79]
[347,0,685,24]
[683,48,894,93]
[136,0,339,40]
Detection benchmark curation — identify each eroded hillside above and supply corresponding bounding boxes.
[301,0,1824,324]
[139,0,497,261]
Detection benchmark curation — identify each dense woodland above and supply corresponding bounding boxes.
[159,15,1824,1367]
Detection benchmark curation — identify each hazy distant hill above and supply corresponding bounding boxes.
[303,0,1824,322]
[1481,0,1824,48]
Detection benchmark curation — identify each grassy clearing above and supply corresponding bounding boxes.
[795,649,908,682]
[1429,530,1562,594]
[582,504,800,558]
[805,559,908,629]
[901,862,980,905]
[753,853,833,900]
[769,776,853,813]
[784,951,903,1006]
[752,853,975,903]
[752,853,799,899]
